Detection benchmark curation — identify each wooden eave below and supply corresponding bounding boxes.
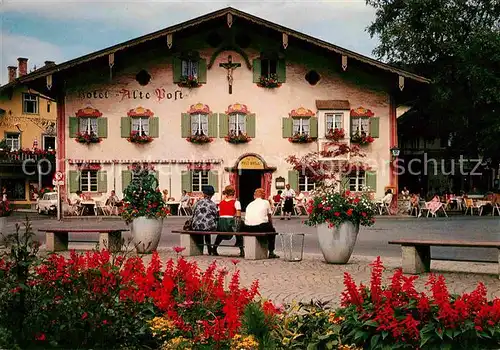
[0,7,430,92]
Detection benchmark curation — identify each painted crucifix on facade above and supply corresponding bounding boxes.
[219,55,241,94]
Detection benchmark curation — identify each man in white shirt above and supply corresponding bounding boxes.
[242,188,279,259]
[280,184,296,220]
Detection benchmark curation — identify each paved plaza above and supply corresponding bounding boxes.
[5,213,500,305]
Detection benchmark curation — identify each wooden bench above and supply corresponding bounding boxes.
[172,230,277,260]
[39,229,128,253]
[389,239,500,278]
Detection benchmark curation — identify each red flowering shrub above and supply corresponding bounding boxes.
[336,257,500,349]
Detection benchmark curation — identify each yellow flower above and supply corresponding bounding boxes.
[161,336,192,350]
[328,312,345,324]
[230,334,259,350]
[338,344,362,350]
[149,316,176,338]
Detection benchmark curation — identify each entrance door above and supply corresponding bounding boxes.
[43,135,56,151]
[238,170,262,211]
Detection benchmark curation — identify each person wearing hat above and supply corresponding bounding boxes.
[191,185,219,255]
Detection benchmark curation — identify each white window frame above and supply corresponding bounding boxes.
[325,113,343,134]
[192,170,209,192]
[22,93,39,114]
[190,114,208,136]
[229,113,246,135]
[347,171,365,192]
[299,174,315,192]
[132,117,149,136]
[293,117,310,135]
[350,117,370,136]
[79,117,98,135]
[80,170,98,192]
[5,133,20,151]
[181,60,198,78]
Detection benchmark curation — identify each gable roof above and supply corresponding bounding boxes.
[0,7,430,91]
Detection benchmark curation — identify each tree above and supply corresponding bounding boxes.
[366,0,500,162]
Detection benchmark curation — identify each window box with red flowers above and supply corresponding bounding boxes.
[127,131,153,144]
[178,75,201,88]
[325,128,345,141]
[75,132,101,145]
[186,134,213,144]
[350,131,374,146]
[289,133,315,143]
[257,74,281,88]
[225,132,251,144]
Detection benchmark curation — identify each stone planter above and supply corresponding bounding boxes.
[316,221,360,264]
[0,216,6,234]
[130,217,163,253]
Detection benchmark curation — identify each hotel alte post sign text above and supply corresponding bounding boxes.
[77,88,183,102]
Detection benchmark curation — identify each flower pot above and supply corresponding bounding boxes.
[316,221,359,264]
[0,216,6,234]
[131,216,163,253]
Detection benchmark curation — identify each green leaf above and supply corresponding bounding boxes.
[371,334,381,348]
[382,331,389,340]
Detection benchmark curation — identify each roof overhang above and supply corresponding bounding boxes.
[0,7,430,93]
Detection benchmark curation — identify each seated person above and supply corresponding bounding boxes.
[105,190,121,215]
[191,185,218,255]
[213,186,243,257]
[272,190,283,207]
[241,188,279,259]
[70,190,82,205]
[295,190,307,215]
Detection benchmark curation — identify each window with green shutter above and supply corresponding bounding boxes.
[219,113,229,138]
[246,113,256,138]
[69,117,78,138]
[149,117,159,138]
[97,118,108,138]
[97,171,107,193]
[282,118,292,138]
[309,117,318,138]
[252,59,261,83]
[173,52,207,85]
[181,170,193,192]
[276,59,286,83]
[288,170,299,191]
[365,171,377,192]
[208,171,218,193]
[181,113,191,138]
[122,170,132,193]
[69,171,80,193]
[198,59,207,84]
[208,113,218,137]
[369,117,380,138]
[253,54,286,84]
[121,117,132,138]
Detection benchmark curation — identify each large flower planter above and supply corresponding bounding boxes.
[131,217,163,253]
[0,216,6,234]
[316,221,359,264]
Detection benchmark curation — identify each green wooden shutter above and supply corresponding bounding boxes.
[181,113,191,138]
[122,170,132,192]
[208,171,219,193]
[149,117,159,138]
[252,59,261,83]
[121,117,131,138]
[208,113,218,137]
[181,171,192,192]
[69,171,80,193]
[219,113,229,138]
[365,171,377,192]
[288,170,299,191]
[198,59,207,83]
[282,118,292,138]
[370,117,380,138]
[97,118,108,138]
[246,113,256,138]
[97,171,107,193]
[173,57,182,83]
[69,117,78,138]
[309,117,318,138]
[277,59,286,83]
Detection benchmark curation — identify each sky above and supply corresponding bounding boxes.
[0,0,379,85]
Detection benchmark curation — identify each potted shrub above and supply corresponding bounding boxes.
[225,132,251,144]
[305,187,376,263]
[325,128,345,141]
[75,132,101,144]
[0,199,13,233]
[186,134,213,144]
[121,164,169,253]
[350,131,374,146]
[178,75,200,88]
[288,133,315,143]
[127,131,153,144]
[257,74,281,88]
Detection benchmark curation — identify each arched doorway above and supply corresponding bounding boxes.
[225,153,276,211]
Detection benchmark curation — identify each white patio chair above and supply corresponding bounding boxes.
[492,203,500,216]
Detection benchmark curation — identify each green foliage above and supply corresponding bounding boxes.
[121,163,169,224]
[242,301,278,350]
[0,139,10,152]
[366,0,500,161]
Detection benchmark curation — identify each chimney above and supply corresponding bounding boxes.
[7,66,17,83]
[44,61,55,67]
[18,57,28,76]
